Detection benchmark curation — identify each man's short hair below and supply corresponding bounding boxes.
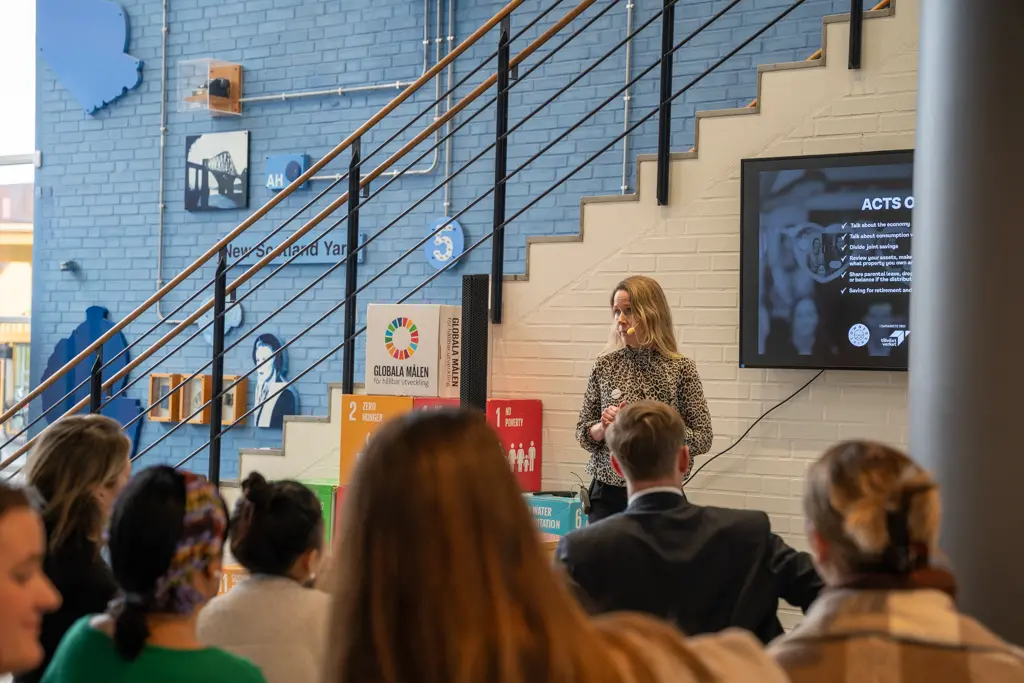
[606,401,687,481]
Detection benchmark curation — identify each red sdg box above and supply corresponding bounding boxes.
[413,397,461,411]
[487,399,542,492]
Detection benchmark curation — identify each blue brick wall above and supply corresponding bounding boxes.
[32,0,850,477]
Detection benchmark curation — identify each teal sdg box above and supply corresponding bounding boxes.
[525,493,587,537]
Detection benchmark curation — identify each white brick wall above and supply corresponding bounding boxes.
[493,0,919,626]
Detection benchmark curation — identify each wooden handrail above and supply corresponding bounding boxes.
[0,0,528,432]
[0,0,596,471]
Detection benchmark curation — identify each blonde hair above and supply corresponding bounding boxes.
[325,408,707,683]
[804,441,940,573]
[27,415,131,554]
[600,276,681,359]
[607,401,686,481]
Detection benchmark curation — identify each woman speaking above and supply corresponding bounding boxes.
[576,275,713,522]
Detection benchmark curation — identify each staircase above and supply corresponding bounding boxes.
[3,0,914,527]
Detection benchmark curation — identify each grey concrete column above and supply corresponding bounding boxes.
[910,0,1024,644]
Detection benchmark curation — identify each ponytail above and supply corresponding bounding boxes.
[113,595,150,661]
[230,471,323,577]
[806,441,941,574]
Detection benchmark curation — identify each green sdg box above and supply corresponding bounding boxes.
[302,480,341,544]
[525,492,587,537]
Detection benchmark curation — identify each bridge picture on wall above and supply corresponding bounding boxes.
[185,130,250,212]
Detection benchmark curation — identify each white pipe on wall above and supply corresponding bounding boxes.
[620,0,634,194]
[443,0,455,216]
[155,0,182,324]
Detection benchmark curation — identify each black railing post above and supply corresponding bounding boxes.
[208,248,227,485]
[490,15,511,325]
[656,0,675,206]
[849,0,863,69]
[342,138,361,394]
[89,346,103,414]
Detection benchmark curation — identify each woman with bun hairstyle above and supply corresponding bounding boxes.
[17,415,132,683]
[770,442,1024,682]
[325,408,788,683]
[198,472,329,683]
[0,483,61,677]
[40,466,265,683]
[576,275,713,521]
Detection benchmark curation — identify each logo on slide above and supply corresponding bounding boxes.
[888,330,910,346]
[384,317,419,360]
[848,323,870,348]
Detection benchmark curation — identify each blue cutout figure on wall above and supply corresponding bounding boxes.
[40,307,143,455]
[37,0,143,114]
[251,334,298,429]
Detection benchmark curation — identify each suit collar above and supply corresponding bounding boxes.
[627,489,688,512]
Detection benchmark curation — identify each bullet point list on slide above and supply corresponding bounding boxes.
[838,220,912,297]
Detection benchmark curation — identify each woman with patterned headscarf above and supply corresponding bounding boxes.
[39,467,266,683]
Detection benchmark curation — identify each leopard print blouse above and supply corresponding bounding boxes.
[576,347,714,486]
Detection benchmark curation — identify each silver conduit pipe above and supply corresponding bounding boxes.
[620,0,634,193]
[443,0,455,215]
[155,0,179,324]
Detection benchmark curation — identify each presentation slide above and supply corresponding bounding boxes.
[740,151,913,371]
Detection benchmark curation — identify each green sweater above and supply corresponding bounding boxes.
[41,617,267,683]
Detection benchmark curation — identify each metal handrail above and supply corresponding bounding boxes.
[0,0,528,430]
[155,0,760,468]
[5,0,842,477]
[0,0,577,458]
[164,0,815,472]
[0,0,598,471]
[129,0,631,462]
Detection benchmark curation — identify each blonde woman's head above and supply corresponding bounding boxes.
[804,441,940,582]
[601,276,680,358]
[27,415,132,554]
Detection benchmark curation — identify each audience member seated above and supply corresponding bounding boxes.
[198,472,330,683]
[40,466,266,683]
[557,401,822,643]
[769,441,1024,682]
[322,408,790,683]
[0,483,61,678]
[16,416,132,683]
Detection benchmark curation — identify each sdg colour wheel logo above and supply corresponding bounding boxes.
[384,317,419,360]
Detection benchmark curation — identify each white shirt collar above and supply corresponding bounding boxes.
[628,486,684,506]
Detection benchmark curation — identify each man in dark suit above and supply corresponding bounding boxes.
[556,400,823,644]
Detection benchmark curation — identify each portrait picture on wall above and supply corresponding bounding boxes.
[185,130,250,212]
[252,333,298,429]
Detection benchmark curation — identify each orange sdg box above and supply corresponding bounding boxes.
[339,395,414,485]
[486,399,543,492]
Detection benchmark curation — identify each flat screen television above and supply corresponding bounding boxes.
[739,150,913,371]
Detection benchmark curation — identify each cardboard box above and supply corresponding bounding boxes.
[365,304,461,398]
[339,395,414,485]
[486,399,543,492]
[302,480,340,544]
[526,493,587,537]
[219,564,249,595]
